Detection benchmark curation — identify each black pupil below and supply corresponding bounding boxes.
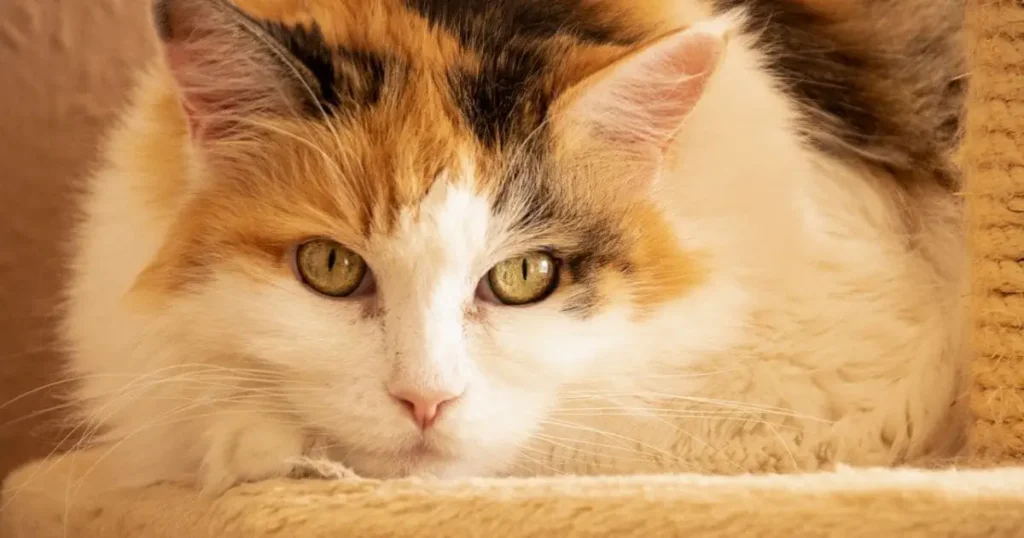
[521,258,528,280]
[327,248,337,271]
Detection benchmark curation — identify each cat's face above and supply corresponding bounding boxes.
[138,0,731,477]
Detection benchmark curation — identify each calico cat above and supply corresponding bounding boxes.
[63,0,966,492]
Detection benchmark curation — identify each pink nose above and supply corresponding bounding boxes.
[389,387,462,429]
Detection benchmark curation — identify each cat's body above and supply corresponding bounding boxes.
[64,0,966,491]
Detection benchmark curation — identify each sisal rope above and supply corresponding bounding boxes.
[965,0,1024,463]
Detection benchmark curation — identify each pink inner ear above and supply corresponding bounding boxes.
[163,40,288,141]
[161,24,292,142]
[635,34,722,147]
[565,22,729,151]
[156,0,268,141]
[164,41,266,140]
[164,44,206,137]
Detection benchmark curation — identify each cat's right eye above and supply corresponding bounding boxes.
[294,239,371,298]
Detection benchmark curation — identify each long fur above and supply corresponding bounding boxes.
[60,0,966,491]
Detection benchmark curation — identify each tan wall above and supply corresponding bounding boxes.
[0,0,155,482]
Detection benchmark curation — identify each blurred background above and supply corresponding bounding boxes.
[0,0,154,483]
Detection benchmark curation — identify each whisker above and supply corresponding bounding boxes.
[529,432,664,462]
[557,392,830,423]
[539,418,685,462]
[509,448,566,476]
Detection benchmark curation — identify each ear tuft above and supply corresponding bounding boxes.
[151,0,239,47]
[152,0,173,41]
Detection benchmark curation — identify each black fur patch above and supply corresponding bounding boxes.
[409,1,639,149]
[258,21,344,112]
[333,48,391,108]
[403,0,637,46]
[716,1,880,141]
[712,0,964,190]
[447,41,553,148]
[560,245,615,316]
[257,21,397,116]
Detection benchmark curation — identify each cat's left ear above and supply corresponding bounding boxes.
[153,0,330,140]
[557,18,731,156]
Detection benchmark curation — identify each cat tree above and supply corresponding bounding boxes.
[3,1,1024,536]
[965,0,1024,465]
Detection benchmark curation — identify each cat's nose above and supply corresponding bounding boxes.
[388,386,463,430]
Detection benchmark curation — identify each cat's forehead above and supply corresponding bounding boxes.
[207,1,651,238]
[233,0,641,149]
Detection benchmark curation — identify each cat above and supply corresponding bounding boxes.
[61,0,966,493]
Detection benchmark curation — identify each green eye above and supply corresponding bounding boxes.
[295,239,368,297]
[486,252,559,306]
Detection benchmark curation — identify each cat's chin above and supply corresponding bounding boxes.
[332,444,504,480]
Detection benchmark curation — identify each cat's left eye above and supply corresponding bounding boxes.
[294,239,372,298]
[479,251,560,306]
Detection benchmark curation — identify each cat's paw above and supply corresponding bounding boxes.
[199,417,306,496]
[287,456,359,480]
[286,437,360,480]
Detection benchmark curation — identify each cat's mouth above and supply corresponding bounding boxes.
[394,435,460,466]
[348,447,464,479]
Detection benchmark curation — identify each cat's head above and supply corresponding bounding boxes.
[135,0,739,477]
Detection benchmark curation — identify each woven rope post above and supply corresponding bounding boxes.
[965,0,1024,463]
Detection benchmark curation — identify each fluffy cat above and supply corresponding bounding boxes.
[62,0,966,493]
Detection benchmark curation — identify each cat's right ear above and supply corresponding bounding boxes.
[152,0,326,140]
[555,19,730,168]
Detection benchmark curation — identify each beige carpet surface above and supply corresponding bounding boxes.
[4,0,1024,537]
[3,452,1024,538]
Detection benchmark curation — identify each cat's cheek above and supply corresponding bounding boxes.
[480,305,636,383]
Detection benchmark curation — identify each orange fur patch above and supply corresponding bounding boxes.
[624,206,706,311]
[133,79,464,293]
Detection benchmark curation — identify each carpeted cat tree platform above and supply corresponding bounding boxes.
[4,1,1024,536]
